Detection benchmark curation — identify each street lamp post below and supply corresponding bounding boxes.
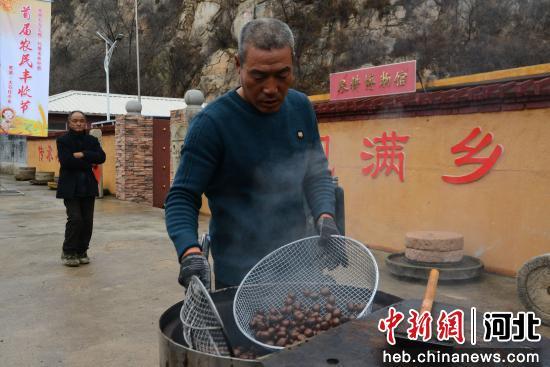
[96,32,123,122]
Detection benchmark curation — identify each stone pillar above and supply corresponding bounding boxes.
[169,89,205,183]
[115,115,153,205]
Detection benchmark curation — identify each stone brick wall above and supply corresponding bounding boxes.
[115,115,153,205]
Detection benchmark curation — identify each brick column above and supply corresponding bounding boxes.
[115,115,153,204]
[169,89,204,183]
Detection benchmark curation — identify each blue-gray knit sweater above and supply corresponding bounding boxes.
[165,89,335,285]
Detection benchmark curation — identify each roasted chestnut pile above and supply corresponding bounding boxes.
[232,346,262,360]
[248,287,366,348]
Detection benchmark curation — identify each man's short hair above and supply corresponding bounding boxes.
[238,18,295,63]
[68,110,87,121]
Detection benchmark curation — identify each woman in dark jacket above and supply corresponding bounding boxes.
[56,111,106,267]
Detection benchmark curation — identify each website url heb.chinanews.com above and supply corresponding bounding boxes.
[382,349,542,366]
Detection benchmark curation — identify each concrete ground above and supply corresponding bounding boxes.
[0,174,547,366]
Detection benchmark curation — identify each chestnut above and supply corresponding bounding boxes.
[309,292,320,300]
[320,287,331,296]
[320,321,330,330]
[347,302,355,311]
[355,303,366,311]
[332,308,342,318]
[297,334,306,342]
[281,319,290,327]
[323,313,332,322]
[284,297,294,306]
[312,303,321,313]
[276,338,288,347]
[327,295,336,305]
[305,317,316,327]
[325,303,335,313]
[293,311,305,321]
[304,328,314,337]
[340,315,349,323]
[276,330,287,339]
[267,327,275,337]
[287,291,296,300]
[298,324,306,332]
[331,318,340,327]
[302,288,312,297]
[315,323,321,330]
[233,347,241,358]
[293,301,302,310]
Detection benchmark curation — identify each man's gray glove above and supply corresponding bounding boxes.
[317,216,349,269]
[178,251,211,288]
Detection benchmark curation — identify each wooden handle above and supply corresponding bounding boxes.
[420,269,439,314]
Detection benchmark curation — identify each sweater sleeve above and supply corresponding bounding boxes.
[83,136,106,164]
[302,99,335,221]
[165,113,222,258]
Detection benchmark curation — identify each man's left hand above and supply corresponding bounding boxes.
[73,152,84,159]
[317,215,348,269]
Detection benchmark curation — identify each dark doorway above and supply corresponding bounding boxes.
[153,119,171,208]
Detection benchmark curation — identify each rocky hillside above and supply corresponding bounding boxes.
[50,0,550,100]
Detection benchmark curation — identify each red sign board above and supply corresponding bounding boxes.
[329,60,416,101]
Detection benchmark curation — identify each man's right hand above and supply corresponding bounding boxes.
[178,248,210,288]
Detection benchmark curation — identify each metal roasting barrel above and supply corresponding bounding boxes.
[159,287,403,366]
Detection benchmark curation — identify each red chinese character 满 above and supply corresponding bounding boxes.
[437,309,465,344]
[442,127,503,184]
[360,131,410,182]
[19,23,32,36]
[378,306,405,345]
[18,54,33,68]
[17,85,32,98]
[19,38,32,52]
[407,310,433,342]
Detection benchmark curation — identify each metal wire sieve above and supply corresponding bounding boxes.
[180,275,234,356]
[233,235,379,350]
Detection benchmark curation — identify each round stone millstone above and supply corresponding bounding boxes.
[405,248,463,263]
[405,231,464,251]
[517,254,550,325]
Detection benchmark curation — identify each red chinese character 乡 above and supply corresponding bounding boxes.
[21,5,31,19]
[38,145,44,161]
[360,131,410,182]
[18,54,33,68]
[19,23,31,36]
[19,38,32,52]
[20,69,32,84]
[20,100,31,114]
[407,310,433,342]
[442,127,503,184]
[437,309,465,344]
[17,85,32,98]
[378,306,405,345]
